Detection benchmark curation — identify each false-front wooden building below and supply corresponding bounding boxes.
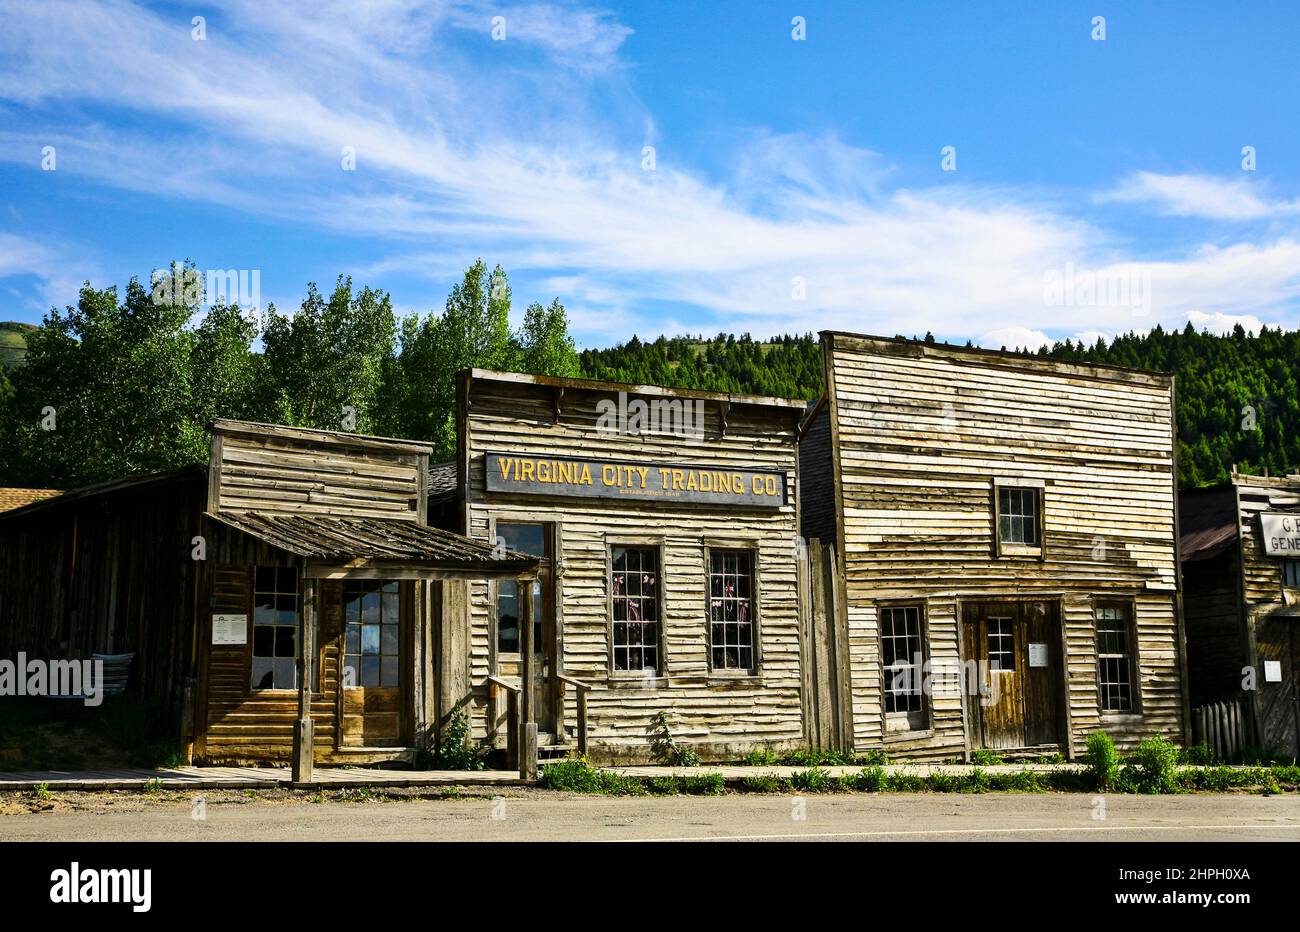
[449,370,806,763]
[0,420,537,777]
[1180,473,1300,758]
[800,332,1186,761]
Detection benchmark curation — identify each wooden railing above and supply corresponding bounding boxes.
[486,675,521,768]
[557,674,593,755]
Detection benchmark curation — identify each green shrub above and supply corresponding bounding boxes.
[969,749,1004,766]
[649,711,701,767]
[1124,736,1179,794]
[1085,731,1120,790]
[844,766,886,792]
[742,774,783,793]
[855,749,889,766]
[964,768,992,793]
[789,767,832,792]
[678,773,724,795]
[991,770,1048,793]
[743,747,778,767]
[1177,742,1217,766]
[421,709,487,771]
[781,747,853,766]
[885,773,927,792]
[646,776,679,795]
[540,757,604,792]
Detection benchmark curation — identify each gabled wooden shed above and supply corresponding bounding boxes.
[0,420,538,778]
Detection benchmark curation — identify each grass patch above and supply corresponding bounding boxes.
[969,749,1004,766]
[789,767,832,792]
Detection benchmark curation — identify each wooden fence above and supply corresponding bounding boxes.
[1190,695,1255,762]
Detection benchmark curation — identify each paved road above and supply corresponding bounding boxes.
[3,791,1299,841]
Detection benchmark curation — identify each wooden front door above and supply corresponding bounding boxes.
[494,523,558,737]
[962,601,1061,750]
[339,580,406,747]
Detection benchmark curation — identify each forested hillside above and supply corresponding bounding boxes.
[2,260,1296,491]
[580,326,1300,488]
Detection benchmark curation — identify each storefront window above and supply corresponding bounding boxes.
[343,580,400,688]
[709,549,754,670]
[251,566,297,690]
[612,547,659,673]
[496,523,547,653]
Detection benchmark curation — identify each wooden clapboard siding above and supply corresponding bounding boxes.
[461,374,805,762]
[817,333,1183,758]
[211,420,429,521]
[1233,475,1300,753]
[0,470,206,732]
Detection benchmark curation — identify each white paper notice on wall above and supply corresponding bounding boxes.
[1028,643,1049,667]
[212,613,248,646]
[1265,660,1283,683]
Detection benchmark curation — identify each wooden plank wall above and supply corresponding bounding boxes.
[1234,476,1300,755]
[0,475,205,727]
[213,425,426,520]
[461,377,804,763]
[820,334,1183,757]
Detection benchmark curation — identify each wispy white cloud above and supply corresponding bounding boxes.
[1100,171,1300,221]
[1,1,1299,345]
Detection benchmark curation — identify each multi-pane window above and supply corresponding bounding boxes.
[987,617,1015,671]
[881,606,924,714]
[343,580,400,688]
[998,486,1040,546]
[495,523,547,654]
[1284,560,1300,588]
[709,550,754,670]
[1095,604,1136,713]
[251,566,297,690]
[611,547,659,673]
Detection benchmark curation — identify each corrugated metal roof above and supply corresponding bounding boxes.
[206,511,536,577]
[0,487,60,512]
[1179,486,1239,563]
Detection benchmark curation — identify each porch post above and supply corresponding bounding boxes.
[518,574,538,780]
[292,574,316,784]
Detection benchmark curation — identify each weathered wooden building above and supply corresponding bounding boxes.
[0,420,537,777]
[799,332,1185,760]
[1180,473,1300,758]
[449,369,806,763]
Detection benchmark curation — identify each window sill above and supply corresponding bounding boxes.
[707,670,762,686]
[998,544,1043,559]
[1099,712,1143,724]
[606,674,668,689]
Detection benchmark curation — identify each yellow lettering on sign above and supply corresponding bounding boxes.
[497,457,512,480]
[635,465,649,488]
[671,469,685,490]
[580,464,592,485]
[602,465,616,486]
[537,460,551,483]
[686,470,699,491]
[521,459,535,482]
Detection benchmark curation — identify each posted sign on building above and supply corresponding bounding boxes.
[1260,512,1300,556]
[485,452,787,508]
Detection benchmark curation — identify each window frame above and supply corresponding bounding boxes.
[250,564,299,693]
[878,601,931,734]
[992,477,1045,559]
[704,543,761,676]
[488,517,554,666]
[341,579,402,690]
[606,537,667,682]
[1282,559,1300,594]
[1093,599,1142,716]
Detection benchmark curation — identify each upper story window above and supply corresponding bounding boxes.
[998,486,1040,547]
[252,566,298,691]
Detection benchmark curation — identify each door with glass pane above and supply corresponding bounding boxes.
[493,522,556,735]
[339,580,404,747]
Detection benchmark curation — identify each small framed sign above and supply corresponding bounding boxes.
[1264,660,1283,683]
[1028,643,1049,667]
[212,613,248,646]
[1260,512,1300,557]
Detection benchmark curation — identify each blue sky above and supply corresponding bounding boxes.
[3,0,1300,349]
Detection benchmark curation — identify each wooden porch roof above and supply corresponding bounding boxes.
[206,510,537,578]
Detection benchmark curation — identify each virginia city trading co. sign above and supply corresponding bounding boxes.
[1260,512,1300,556]
[485,452,787,508]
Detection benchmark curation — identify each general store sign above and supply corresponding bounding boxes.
[485,452,786,508]
[1260,512,1300,556]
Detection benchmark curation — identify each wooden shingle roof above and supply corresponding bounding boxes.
[206,511,536,577]
[0,487,60,512]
